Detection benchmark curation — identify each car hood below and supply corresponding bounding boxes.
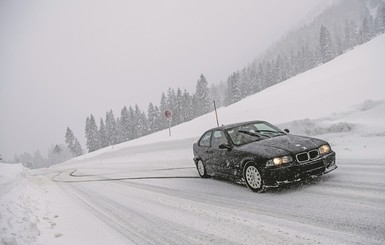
[238,135,326,158]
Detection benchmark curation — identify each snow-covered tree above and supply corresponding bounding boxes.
[319,25,334,63]
[147,102,157,133]
[85,114,100,152]
[99,118,108,148]
[159,92,168,130]
[194,74,211,116]
[120,106,131,142]
[105,110,118,145]
[65,127,83,157]
[65,127,75,151]
[227,72,241,104]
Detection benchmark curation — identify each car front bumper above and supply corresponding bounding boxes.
[263,151,337,187]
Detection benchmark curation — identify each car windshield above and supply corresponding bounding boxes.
[226,121,285,146]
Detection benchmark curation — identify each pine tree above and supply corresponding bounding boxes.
[159,92,168,130]
[99,118,108,148]
[227,72,241,104]
[153,105,161,132]
[147,102,156,133]
[319,25,334,63]
[134,105,147,137]
[72,139,83,157]
[166,87,177,126]
[65,127,83,157]
[175,88,183,124]
[105,110,118,145]
[359,17,370,44]
[115,117,123,143]
[182,90,194,121]
[85,114,100,152]
[120,106,131,142]
[65,127,75,154]
[381,7,385,33]
[194,74,211,116]
[128,106,136,138]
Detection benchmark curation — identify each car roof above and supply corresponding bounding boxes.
[206,120,267,132]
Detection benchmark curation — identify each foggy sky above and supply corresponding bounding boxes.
[0,0,321,160]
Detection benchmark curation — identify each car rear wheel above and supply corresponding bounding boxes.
[243,163,265,193]
[196,160,209,178]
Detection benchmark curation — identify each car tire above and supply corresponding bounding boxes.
[243,162,266,193]
[196,160,209,178]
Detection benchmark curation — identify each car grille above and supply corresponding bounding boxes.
[301,161,324,173]
[296,149,320,163]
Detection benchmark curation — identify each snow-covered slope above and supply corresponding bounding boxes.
[68,33,385,163]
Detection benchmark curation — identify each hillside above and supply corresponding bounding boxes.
[65,32,385,164]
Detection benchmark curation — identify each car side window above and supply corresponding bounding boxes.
[211,131,228,149]
[198,131,212,147]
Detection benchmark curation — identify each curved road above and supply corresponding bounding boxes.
[50,158,385,244]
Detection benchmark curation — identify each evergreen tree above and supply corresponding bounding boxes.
[128,106,136,138]
[166,87,177,126]
[319,25,334,63]
[85,114,100,152]
[65,127,75,154]
[65,127,83,157]
[227,72,241,104]
[175,88,183,124]
[147,102,157,133]
[105,110,118,145]
[134,105,148,137]
[72,138,83,157]
[182,90,194,121]
[99,118,108,148]
[380,7,385,33]
[120,106,131,142]
[194,74,211,116]
[153,105,162,132]
[115,117,123,143]
[159,92,168,130]
[359,17,371,44]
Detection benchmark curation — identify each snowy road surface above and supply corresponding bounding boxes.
[55,166,385,244]
[25,137,382,245]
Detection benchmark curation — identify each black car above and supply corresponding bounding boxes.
[193,120,337,192]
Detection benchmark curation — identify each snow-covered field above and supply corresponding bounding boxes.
[1,34,385,244]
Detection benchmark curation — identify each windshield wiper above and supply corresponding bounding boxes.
[258,129,286,135]
[238,130,271,138]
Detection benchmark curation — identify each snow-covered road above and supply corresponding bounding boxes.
[36,137,384,245]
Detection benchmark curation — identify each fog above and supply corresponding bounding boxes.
[0,0,321,160]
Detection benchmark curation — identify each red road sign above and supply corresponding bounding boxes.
[164,110,173,119]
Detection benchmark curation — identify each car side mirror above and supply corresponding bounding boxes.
[219,144,232,151]
[284,129,290,134]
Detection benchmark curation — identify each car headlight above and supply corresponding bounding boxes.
[266,155,293,167]
[319,144,331,155]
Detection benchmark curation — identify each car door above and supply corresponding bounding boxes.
[196,131,215,174]
[210,130,232,176]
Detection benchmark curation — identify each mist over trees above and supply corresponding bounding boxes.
[208,0,385,108]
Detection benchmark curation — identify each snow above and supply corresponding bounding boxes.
[1,34,385,244]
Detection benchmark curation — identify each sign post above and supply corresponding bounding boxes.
[213,100,219,127]
[164,110,173,137]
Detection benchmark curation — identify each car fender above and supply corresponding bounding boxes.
[240,157,265,172]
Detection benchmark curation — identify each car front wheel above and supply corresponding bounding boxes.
[196,160,209,178]
[243,163,265,193]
